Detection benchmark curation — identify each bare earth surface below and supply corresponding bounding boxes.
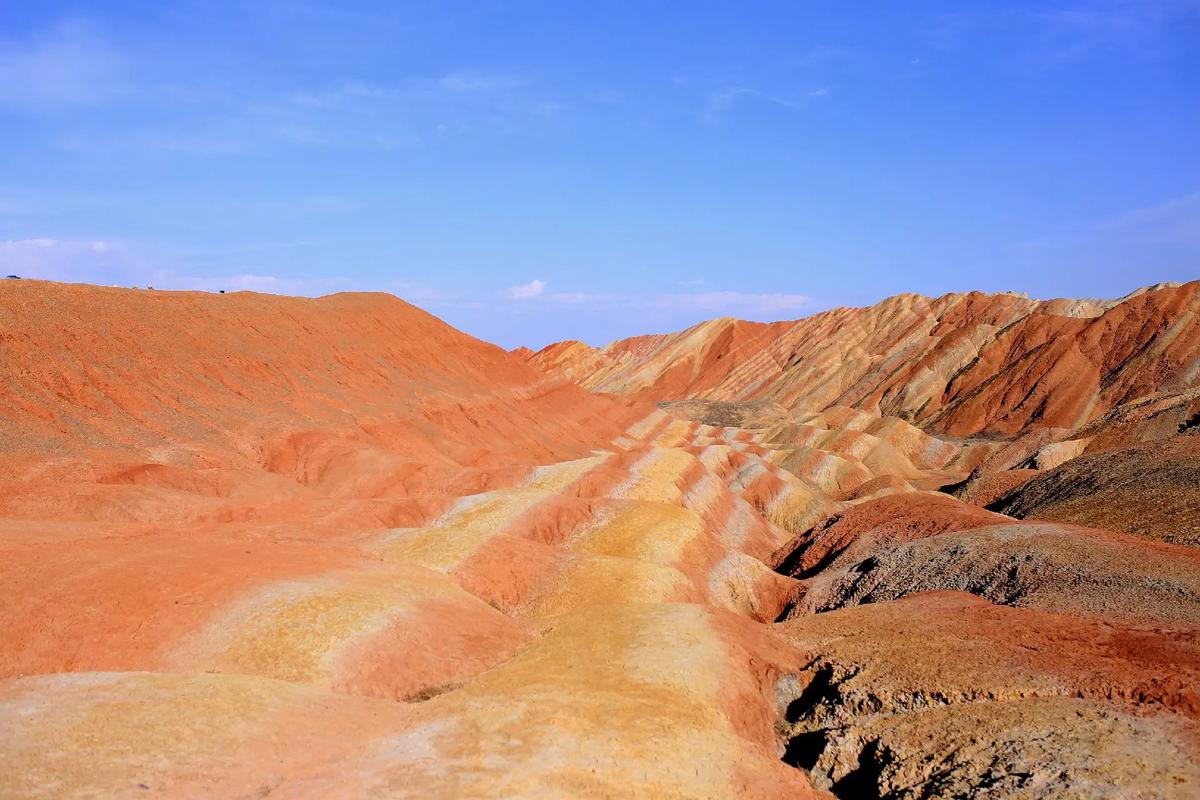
[2,279,1199,798]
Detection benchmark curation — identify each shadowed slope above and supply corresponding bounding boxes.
[990,434,1200,546]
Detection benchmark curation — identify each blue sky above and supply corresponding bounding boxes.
[1,1,1197,348]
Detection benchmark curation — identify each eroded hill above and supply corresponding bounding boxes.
[1,280,1198,798]
[528,281,1200,439]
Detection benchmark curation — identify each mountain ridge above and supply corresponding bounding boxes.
[525,281,1200,439]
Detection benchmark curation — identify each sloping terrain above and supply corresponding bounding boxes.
[530,282,1200,796]
[1,282,821,798]
[528,281,1200,439]
[776,591,1200,798]
[988,430,1200,546]
[2,279,1198,798]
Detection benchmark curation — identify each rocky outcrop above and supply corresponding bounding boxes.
[990,434,1200,546]
[766,484,1200,796]
[775,592,1200,798]
[786,518,1200,625]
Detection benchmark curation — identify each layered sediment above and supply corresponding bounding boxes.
[2,280,1197,798]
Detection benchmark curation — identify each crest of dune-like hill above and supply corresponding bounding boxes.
[0,280,646,475]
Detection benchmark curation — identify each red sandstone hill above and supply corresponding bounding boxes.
[0,281,817,798]
[0,280,643,465]
[2,278,1199,798]
[526,281,1200,439]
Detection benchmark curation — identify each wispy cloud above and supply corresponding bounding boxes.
[176,239,325,260]
[506,279,547,299]
[1007,189,1200,283]
[496,280,809,316]
[2,18,551,158]
[389,280,484,309]
[437,70,521,93]
[923,2,1200,65]
[0,237,360,296]
[177,68,551,154]
[793,45,854,67]
[702,85,830,123]
[642,291,810,314]
[53,123,252,157]
[0,237,161,287]
[1030,6,1160,63]
[2,236,116,262]
[178,272,357,295]
[0,21,129,112]
[290,70,521,107]
[710,87,801,111]
[1,237,815,339]
[1104,191,1200,246]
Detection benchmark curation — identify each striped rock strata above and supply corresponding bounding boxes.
[3,279,1198,798]
[528,281,1200,439]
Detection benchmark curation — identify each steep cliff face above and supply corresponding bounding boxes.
[528,282,1200,438]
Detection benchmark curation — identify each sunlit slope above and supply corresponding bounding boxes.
[0,280,641,464]
[529,282,1200,438]
[2,279,1198,798]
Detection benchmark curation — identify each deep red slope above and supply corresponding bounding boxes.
[0,281,644,469]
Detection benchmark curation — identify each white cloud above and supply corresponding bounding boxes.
[0,237,125,280]
[0,237,359,296]
[178,272,357,295]
[506,279,546,299]
[702,84,829,124]
[708,87,800,113]
[644,291,810,314]
[492,279,809,317]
